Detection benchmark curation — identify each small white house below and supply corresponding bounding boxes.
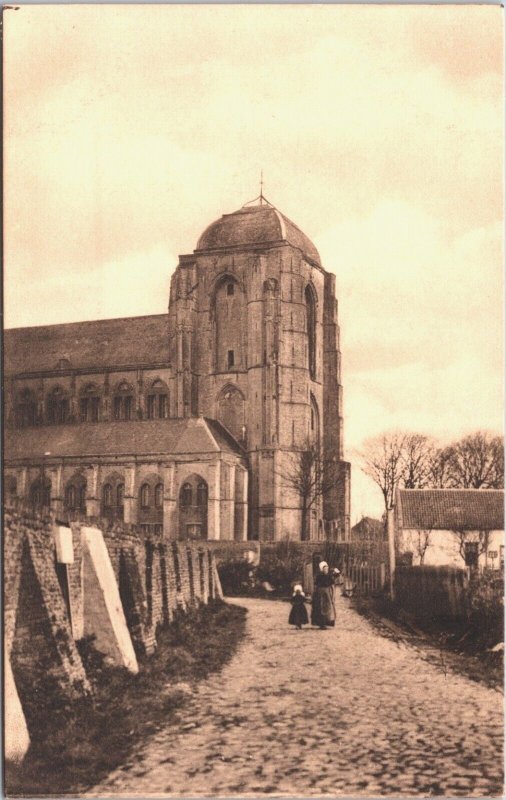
[394,489,504,570]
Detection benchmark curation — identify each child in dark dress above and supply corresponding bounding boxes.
[288,584,309,629]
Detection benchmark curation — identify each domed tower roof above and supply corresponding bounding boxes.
[195,202,321,267]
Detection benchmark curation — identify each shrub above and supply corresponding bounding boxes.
[464,571,504,649]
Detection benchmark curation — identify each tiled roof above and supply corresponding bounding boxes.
[4,417,244,461]
[196,204,321,266]
[4,314,170,375]
[398,489,505,531]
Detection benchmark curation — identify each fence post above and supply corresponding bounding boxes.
[387,509,396,600]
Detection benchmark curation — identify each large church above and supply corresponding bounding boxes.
[4,199,350,541]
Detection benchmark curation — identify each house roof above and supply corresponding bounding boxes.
[4,314,170,375]
[351,517,384,538]
[4,417,245,461]
[398,489,505,531]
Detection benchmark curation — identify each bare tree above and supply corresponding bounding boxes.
[401,434,438,489]
[281,439,341,541]
[413,529,432,564]
[445,432,504,489]
[360,432,406,513]
[360,432,437,513]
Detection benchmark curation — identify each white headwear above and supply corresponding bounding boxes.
[293,583,303,593]
[319,561,328,571]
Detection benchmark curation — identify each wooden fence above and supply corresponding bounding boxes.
[344,562,386,595]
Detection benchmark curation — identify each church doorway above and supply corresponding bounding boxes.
[178,474,208,540]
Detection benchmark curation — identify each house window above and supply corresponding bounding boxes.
[140,483,150,509]
[227,350,235,369]
[464,541,479,569]
[180,483,192,508]
[227,282,234,296]
[155,483,164,509]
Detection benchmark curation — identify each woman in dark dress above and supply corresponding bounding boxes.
[288,584,309,629]
[311,561,336,629]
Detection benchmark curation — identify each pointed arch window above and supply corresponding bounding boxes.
[140,483,150,509]
[80,384,100,422]
[113,383,134,420]
[155,483,164,509]
[103,484,113,508]
[47,386,69,425]
[197,482,208,507]
[117,483,125,510]
[180,482,192,508]
[304,285,317,381]
[16,388,37,428]
[146,380,169,420]
[30,478,51,510]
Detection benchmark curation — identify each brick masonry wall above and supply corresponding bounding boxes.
[4,502,223,742]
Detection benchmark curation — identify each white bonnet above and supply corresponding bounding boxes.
[293,583,304,593]
[319,561,328,571]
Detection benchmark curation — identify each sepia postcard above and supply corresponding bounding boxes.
[3,4,504,798]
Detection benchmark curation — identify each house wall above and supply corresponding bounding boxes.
[399,528,504,569]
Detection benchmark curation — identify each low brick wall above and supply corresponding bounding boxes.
[395,565,470,621]
[4,501,223,748]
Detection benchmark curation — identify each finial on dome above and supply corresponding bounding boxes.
[242,174,274,209]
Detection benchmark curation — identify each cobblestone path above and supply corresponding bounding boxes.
[90,597,503,797]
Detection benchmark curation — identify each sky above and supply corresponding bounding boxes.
[4,5,504,521]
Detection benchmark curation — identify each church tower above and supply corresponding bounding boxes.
[168,198,350,541]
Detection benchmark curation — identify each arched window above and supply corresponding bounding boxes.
[217,385,246,443]
[6,475,17,501]
[146,380,169,420]
[304,284,317,380]
[30,478,51,510]
[180,482,192,508]
[16,388,37,428]
[117,483,124,510]
[102,476,124,520]
[65,485,76,509]
[155,483,164,508]
[47,386,69,425]
[197,481,208,507]
[80,383,100,422]
[213,276,245,372]
[140,483,150,509]
[310,394,320,445]
[103,484,113,508]
[113,382,134,421]
[79,484,87,510]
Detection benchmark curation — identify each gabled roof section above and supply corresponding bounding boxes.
[4,417,245,461]
[4,314,170,375]
[398,489,505,531]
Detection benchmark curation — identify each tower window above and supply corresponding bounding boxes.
[227,350,235,369]
[227,282,234,296]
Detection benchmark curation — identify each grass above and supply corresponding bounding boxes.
[352,593,503,690]
[6,600,247,797]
